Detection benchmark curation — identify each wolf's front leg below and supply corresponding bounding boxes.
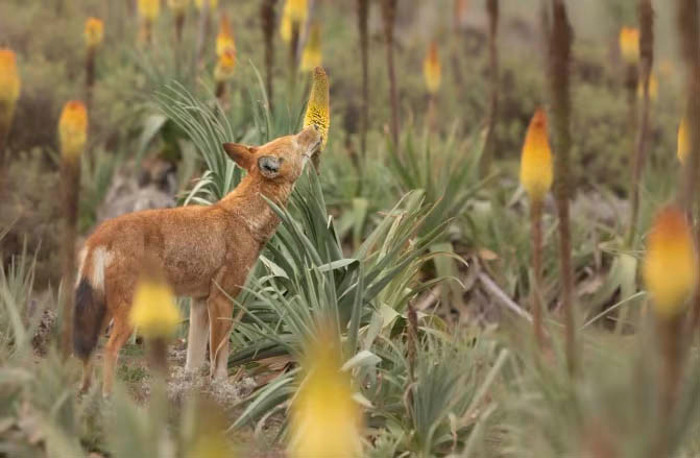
[185,297,210,373]
[208,294,233,380]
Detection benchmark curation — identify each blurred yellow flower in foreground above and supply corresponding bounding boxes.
[58,101,88,161]
[423,41,442,94]
[0,49,21,105]
[214,50,236,82]
[678,117,689,164]
[300,23,322,72]
[303,67,330,150]
[520,109,553,203]
[216,13,235,57]
[138,0,160,21]
[194,0,217,10]
[643,206,698,318]
[84,17,104,49]
[288,332,363,458]
[129,276,181,339]
[619,27,640,65]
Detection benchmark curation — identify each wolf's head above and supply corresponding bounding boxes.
[223,126,321,185]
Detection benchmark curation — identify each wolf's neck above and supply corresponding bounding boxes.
[217,176,293,242]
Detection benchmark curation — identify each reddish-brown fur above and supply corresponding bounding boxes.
[74,127,321,396]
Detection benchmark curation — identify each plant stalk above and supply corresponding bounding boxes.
[60,158,81,360]
[480,0,499,176]
[675,0,700,332]
[261,0,277,111]
[548,0,577,375]
[358,0,370,156]
[381,0,399,152]
[289,22,301,100]
[626,0,654,247]
[85,46,96,112]
[530,199,545,349]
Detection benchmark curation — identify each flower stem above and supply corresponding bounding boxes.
[548,0,577,375]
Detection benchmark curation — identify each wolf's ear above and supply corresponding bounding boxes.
[223,143,257,170]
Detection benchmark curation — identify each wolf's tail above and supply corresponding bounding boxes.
[73,273,106,360]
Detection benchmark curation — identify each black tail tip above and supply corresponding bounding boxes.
[73,278,105,360]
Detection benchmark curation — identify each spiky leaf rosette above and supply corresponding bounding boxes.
[288,328,363,458]
[423,41,441,94]
[520,108,553,203]
[301,23,322,72]
[84,17,104,49]
[643,206,698,318]
[619,27,640,65]
[129,276,181,339]
[58,101,88,162]
[304,66,330,170]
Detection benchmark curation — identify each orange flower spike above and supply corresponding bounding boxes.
[643,206,698,318]
[287,0,308,24]
[0,49,21,106]
[619,27,640,65]
[84,17,105,49]
[423,41,442,95]
[520,109,553,203]
[678,117,689,164]
[216,12,236,57]
[138,0,160,21]
[58,101,88,162]
[214,49,236,83]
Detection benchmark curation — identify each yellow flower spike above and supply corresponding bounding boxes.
[638,73,658,101]
[84,17,104,49]
[216,12,236,57]
[287,0,308,24]
[678,117,689,164]
[58,101,88,162]
[288,329,363,458]
[168,0,189,14]
[619,27,640,65]
[520,108,553,203]
[303,66,330,150]
[643,206,698,318]
[129,276,182,339]
[138,0,160,21]
[423,41,442,95]
[280,1,292,43]
[185,398,235,458]
[0,49,21,106]
[300,23,322,72]
[214,49,236,83]
[194,0,218,10]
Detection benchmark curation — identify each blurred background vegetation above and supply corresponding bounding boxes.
[2,0,700,456]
